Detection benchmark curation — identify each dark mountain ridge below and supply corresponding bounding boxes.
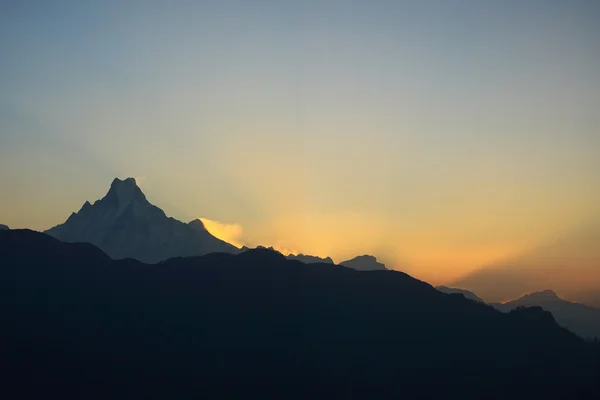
[45,178,238,263]
[240,246,386,270]
[286,253,334,264]
[1,229,598,398]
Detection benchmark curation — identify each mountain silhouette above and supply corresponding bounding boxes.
[491,290,600,340]
[240,246,335,265]
[0,224,8,230]
[241,247,392,270]
[44,178,239,263]
[340,255,387,271]
[241,245,280,253]
[436,286,485,303]
[2,229,597,398]
[187,218,208,232]
[286,253,334,264]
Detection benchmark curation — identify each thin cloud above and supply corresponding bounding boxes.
[200,218,244,248]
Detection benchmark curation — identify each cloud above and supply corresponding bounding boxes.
[199,218,244,248]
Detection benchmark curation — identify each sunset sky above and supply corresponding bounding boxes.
[1,1,599,285]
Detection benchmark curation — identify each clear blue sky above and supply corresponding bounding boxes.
[2,0,599,284]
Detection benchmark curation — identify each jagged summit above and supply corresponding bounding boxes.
[112,177,137,186]
[109,177,140,195]
[45,177,238,263]
[106,177,146,207]
[287,253,335,264]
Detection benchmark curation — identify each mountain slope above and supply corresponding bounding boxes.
[0,224,8,230]
[45,178,238,263]
[492,290,600,340]
[436,286,485,303]
[1,229,597,399]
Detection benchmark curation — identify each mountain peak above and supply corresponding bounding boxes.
[188,219,207,232]
[110,177,139,192]
[523,290,561,301]
[107,177,146,206]
[45,178,239,263]
[354,255,376,262]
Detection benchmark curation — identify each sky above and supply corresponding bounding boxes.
[1,0,599,286]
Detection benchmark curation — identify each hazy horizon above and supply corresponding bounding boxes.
[2,1,599,289]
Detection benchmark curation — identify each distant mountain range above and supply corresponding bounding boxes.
[241,246,386,271]
[284,253,387,271]
[45,178,239,263]
[491,290,600,341]
[438,286,600,340]
[1,229,598,398]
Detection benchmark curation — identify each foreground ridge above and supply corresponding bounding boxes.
[1,229,599,399]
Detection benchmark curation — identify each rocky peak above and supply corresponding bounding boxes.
[103,177,148,217]
[188,219,207,232]
[108,177,144,201]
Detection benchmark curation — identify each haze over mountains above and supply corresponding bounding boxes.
[453,225,600,303]
[576,290,600,309]
[1,228,598,398]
